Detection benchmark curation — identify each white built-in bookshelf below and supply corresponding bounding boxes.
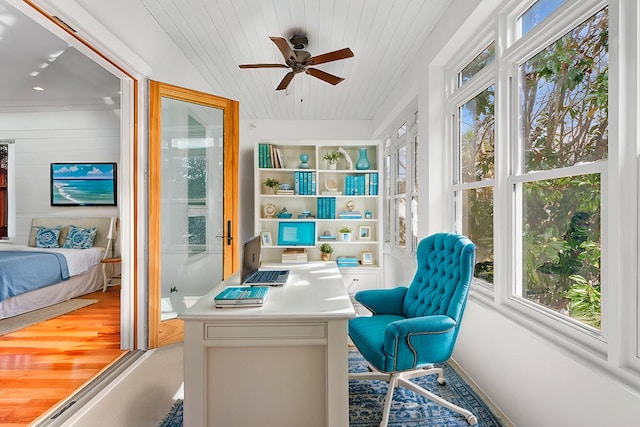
[255,140,382,294]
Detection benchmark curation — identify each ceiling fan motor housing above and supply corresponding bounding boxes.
[289,34,308,49]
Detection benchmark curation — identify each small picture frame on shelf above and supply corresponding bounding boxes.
[361,251,373,265]
[358,225,371,240]
[261,231,272,246]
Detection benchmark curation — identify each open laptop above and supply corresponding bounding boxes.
[241,236,290,286]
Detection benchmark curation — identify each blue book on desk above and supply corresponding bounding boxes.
[214,286,270,307]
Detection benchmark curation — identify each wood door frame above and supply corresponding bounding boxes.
[148,81,239,348]
[21,0,139,349]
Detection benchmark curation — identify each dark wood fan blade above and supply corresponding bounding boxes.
[308,47,354,65]
[270,36,296,62]
[239,64,288,69]
[306,68,344,86]
[276,72,296,91]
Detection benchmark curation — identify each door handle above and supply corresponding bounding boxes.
[226,220,232,245]
[215,221,233,245]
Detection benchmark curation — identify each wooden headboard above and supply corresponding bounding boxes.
[29,217,117,249]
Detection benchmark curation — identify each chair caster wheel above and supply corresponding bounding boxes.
[437,377,446,385]
[467,415,478,425]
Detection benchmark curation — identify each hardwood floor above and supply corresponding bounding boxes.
[0,286,125,426]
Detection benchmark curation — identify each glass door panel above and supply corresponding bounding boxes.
[160,98,224,320]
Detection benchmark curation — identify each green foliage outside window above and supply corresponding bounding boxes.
[518,8,608,329]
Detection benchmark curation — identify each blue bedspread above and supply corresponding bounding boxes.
[0,251,70,302]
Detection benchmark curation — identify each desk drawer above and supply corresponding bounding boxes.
[205,322,327,340]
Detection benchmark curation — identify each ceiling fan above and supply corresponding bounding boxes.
[239,35,354,91]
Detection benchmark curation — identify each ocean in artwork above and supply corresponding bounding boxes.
[51,163,116,205]
[52,179,115,205]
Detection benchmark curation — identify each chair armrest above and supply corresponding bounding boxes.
[384,315,458,369]
[355,287,408,315]
[386,315,456,337]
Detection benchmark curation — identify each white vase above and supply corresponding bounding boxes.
[327,161,337,170]
[339,232,352,241]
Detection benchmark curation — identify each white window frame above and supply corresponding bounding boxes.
[450,59,496,292]
[381,101,419,260]
[445,0,640,379]
[502,0,611,355]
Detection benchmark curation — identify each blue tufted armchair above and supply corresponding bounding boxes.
[348,233,477,426]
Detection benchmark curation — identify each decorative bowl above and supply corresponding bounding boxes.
[277,213,293,218]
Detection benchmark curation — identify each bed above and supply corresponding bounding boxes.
[0,216,117,319]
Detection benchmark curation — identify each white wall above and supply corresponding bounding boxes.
[0,109,120,244]
[456,302,640,426]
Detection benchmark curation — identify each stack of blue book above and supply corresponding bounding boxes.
[294,171,316,195]
[336,256,359,267]
[317,197,336,219]
[339,210,362,219]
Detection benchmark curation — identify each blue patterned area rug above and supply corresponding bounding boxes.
[158,350,507,427]
[348,350,506,426]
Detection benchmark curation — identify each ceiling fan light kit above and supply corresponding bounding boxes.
[239,35,353,91]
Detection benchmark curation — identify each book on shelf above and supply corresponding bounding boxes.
[317,197,337,219]
[318,235,337,240]
[214,286,270,307]
[343,173,379,195]
[276,189,295,195]
[337,262,360,268]
[339,211,363,219]
[336,256,360,267]
[258,144,286,169]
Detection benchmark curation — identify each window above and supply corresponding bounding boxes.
[458,41,496,87]
[453,40,496,285]
[381,103,419,257]
[411,134,419,251]
[514,7,608,329]
[397,122,407,138]
[384,141,391,244]
[0,140,13,240]
[450,1,607,327]
[519,0,566,37]
[438,0,640,394]
[187,115,208,256]
[457,87,496,285]
[395,144,407,249]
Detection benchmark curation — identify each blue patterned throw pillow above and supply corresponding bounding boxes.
[63,226,97,249]
[35,226,61,248]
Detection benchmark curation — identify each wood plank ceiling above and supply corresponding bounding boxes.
[134,0,449,120]
[3,0,450,120]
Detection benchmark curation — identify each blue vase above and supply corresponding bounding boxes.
[355,148,371,170]
[299,153,310,169]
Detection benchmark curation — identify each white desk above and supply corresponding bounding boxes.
[180,261,356,427]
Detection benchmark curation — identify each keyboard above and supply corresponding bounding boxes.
[245,270,280,283]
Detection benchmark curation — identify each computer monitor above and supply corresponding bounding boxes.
[277,221,316,246]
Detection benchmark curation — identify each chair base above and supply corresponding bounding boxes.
[349,365,478,427]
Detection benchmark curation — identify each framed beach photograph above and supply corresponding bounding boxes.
[358,225,371,240]
[51,162,117,206]
[261,231,272,246]
[361,251,373,265]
